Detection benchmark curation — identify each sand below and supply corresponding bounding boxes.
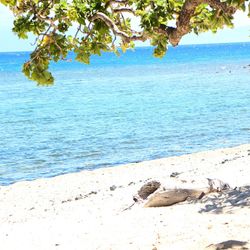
[0,144,250,250]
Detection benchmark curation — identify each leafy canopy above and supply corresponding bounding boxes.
[1,0,249,85]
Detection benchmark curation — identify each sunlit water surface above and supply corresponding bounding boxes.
[0,43,250,185]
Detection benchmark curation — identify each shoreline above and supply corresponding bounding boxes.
[1,143,250,249]
[2,142,250,187]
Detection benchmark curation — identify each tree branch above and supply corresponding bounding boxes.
[205,0,237,14]
[90,12,146,43]
[109,0,128,4]
[157,0,237,46]
[113,7,135,15]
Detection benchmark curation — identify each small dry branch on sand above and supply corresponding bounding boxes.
[133,179,230,208]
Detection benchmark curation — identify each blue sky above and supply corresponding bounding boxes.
[0,5,249,52]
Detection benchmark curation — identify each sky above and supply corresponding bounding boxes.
[0,5,249,52]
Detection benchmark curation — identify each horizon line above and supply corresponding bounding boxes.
[0,41,249,54]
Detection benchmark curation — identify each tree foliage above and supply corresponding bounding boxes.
[1,0,249,85]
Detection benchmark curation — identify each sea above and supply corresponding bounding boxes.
[0,42,250,185]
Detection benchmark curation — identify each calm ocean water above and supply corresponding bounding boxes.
[0,43,250,185]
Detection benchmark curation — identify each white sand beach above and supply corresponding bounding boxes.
[1,144,250,250]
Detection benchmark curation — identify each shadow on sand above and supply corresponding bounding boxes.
[199,185,250,214]
[206,240,249,249]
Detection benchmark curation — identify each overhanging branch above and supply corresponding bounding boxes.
[157,0,238,46]
[113,7,135,14]
[90,12,146,43]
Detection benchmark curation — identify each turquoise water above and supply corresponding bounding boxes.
[0,43,250,185]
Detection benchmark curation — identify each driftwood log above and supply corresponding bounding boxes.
[134,178,230,208]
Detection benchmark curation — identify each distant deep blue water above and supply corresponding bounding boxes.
[0,42,250,185]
